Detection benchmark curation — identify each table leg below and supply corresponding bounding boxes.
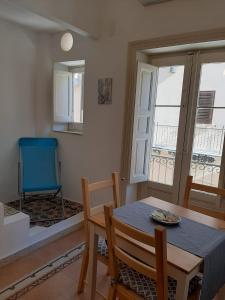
[217,283,225,300]
[175,272,189,300]
[87,223,98,300]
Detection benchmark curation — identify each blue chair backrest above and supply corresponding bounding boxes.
[19,138,60,193]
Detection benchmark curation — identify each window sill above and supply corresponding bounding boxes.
[52,130,83,136]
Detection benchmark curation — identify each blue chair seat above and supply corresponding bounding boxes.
[23,184,61,193]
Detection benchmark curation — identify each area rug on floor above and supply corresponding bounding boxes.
[0,242,86,300]
[7,197,83,227]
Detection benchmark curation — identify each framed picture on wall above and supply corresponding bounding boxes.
[98,78,112,104]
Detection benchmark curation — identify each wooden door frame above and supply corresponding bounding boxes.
[120,27,225,203]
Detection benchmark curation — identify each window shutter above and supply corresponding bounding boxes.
[53,70,73,123]
[197,91,215,124]
[130,62,158,184]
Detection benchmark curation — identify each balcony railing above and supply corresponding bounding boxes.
[150,124,224,186]
[153,123,225,156]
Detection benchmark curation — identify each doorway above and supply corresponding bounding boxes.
[128,47,225,207]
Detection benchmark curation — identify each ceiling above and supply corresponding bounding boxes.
[0,0,174,34]
[0,0,68,32]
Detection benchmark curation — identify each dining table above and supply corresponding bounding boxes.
[86,197,225,300]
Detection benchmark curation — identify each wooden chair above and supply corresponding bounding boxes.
[184,175,225,220]
[77,172,121,294]
[104,205,201,300]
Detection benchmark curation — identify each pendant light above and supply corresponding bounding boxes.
[60,32,73,52]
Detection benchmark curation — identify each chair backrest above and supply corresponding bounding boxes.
[183,175,225,220]
[104,205,168,300]
[81,172,121,237]
[19,138,60,193]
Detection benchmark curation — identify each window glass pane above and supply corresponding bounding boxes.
[149,107,181,185]
[190,62,225,186]
[198,63,225,107]
[155,65,184,106]
[149,65,184,186]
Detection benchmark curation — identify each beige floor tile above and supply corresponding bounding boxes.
[0,228,109,300]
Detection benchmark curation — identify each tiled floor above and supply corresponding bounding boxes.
[0,228,109,300]
[0,228,221,300]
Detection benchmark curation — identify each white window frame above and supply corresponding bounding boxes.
[53,64,85,134]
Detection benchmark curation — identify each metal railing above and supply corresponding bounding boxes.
[150,154,220,186]
[150,155,175,186]
[153,123,225,156]
[150,124,224,186]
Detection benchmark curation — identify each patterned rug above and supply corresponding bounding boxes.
[0,242,85,300]
[7,197,83,227]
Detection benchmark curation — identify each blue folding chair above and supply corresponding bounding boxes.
[18,137,64,221]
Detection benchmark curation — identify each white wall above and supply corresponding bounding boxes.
[33,0,225,204]
[50,33,125,203]
[3,0,225,204]
[0,19,39,202]
[34,33,53,136]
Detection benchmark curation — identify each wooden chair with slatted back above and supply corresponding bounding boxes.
[77,172,121,294]
[104,205,168,300]
[184,175,225,220]
[104,205,201,300]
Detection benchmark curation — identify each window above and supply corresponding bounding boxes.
[53,60,85,134]
[196,91,215,124]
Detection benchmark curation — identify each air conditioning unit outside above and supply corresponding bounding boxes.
[139,0,172,5]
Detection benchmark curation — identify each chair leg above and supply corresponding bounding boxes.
[20,196,22,211]
[188,286,201,300]
[108,285,116,300]
[106,266,110,276]
[60,190,65,219]
[20,193,25,211]
[77,246,89,294]
[51,188,64,219]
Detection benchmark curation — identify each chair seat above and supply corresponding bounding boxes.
[23,184,61,193]
[118,262,201,300]
[97,237,108,257]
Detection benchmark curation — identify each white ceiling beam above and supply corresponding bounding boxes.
[6,0,101,38]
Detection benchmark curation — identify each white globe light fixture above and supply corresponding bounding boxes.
[60,32,73,52]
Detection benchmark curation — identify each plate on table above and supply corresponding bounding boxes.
[151,209,181,225]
